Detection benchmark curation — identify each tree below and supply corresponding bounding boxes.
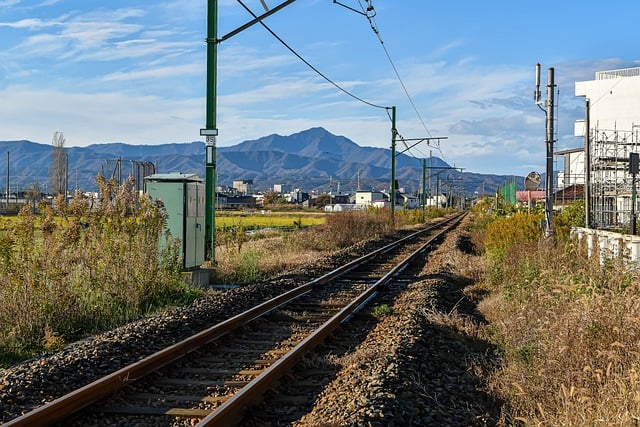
[315,194,332,208]
[262,191,287,206]
[24,182,42,213]
[50,131,67,197]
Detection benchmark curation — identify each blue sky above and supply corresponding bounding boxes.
[0,0,638,176]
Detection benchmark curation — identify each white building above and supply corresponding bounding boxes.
[556,147,584,188]
[355,190,387,208]
[232,179,253,195]
[575,67,640,228]
[398,193,421,209]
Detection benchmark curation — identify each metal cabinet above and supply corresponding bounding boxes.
[145,173,205,270]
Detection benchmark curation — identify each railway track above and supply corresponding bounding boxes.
[4,212,466,427]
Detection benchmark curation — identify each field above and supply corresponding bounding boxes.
[215,210,326,230]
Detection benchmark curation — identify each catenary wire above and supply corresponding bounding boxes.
[236,0,391,112]
[354,1,449,163]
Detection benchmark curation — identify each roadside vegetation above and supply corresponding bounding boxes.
[471,198,640,425]
[0,186,451,366]
[213,206,451,284]
[0,176,195,366]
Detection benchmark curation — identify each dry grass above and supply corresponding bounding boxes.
[0,177,193,365]
[214,209,395,284]
[480,236,640,425]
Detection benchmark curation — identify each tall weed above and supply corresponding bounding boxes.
[0,176,191,365]
[479,212,640,425]
[484,212,543,262]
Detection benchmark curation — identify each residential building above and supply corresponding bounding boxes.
[355,190,387,208]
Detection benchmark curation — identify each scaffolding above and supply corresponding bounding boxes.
[589,125,640,228]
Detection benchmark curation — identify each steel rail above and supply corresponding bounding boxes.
[198,212,466,426]
[3,213,464,427]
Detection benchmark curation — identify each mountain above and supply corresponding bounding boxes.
[0,128,520,196]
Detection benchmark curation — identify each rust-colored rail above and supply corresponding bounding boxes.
[199,212,466,426]
[3,212,466,427]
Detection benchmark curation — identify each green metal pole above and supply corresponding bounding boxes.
[201,0,218,262]
[422,158,426,218]
[390,106,396,225]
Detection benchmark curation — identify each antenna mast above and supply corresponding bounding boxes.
[535,63,555,237]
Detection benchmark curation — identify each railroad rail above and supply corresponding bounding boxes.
[4,211,466,427]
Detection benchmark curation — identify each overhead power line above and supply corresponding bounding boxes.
[337,0,448,162]
[236,0,390,111]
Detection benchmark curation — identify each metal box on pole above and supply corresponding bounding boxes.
[145,173,206,270]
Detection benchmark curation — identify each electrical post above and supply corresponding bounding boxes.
[584,99,591,228]
[390,106,397,225]
[5,151,9,211]
[422,158,426,216]
[201,0,218,263]
[630,152,639,235]
[396,138,447,216]
[545,67,555,236]
[200,1,298,263]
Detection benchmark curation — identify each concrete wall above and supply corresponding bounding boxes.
[571,227,640,267]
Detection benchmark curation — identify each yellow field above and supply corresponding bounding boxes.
[0,210,327,230]
[215,211,325,229]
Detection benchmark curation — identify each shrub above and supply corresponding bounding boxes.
[554,200,585,241]
[0,176,191,364]
[484,212,543,262]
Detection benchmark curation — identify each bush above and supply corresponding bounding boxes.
[0,176,192,365]
[484,212,543,262]
[554,200,585,241]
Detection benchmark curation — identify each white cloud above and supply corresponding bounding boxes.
[0,17,58,29]
[0,85,203,145]
[101,63,201,82]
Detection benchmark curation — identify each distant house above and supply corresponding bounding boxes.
[283,189,308,204]
[355,190,387,208]
[332,194,351,204]
[216,193,228,208]
[398,193,420,209]
[427,194,447,208]
[324,204,363,212]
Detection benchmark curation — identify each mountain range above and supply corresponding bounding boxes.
[0,127,520,196]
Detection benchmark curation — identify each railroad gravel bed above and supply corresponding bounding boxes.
[246,215,503,426]
[0,232,405,423]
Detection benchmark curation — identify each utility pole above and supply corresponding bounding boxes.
[584,99,591,228]
[201,0,218,262]
[426,167,462,208]
[390,106,397,224]
[535,63,556,237]
[422,158,426,215]
[631,152,639,235]
[5,151,9,210]
[397,138,447,214]
[201,1,298,262]
[428,150,432,206]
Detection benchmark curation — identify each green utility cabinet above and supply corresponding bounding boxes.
[145,173,205,270]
